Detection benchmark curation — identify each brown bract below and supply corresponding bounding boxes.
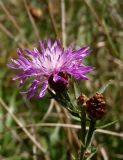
[86,93,106,121]
[48,72,69,93]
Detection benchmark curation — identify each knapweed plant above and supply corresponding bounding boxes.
[8,39,106,160]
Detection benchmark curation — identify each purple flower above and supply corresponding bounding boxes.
[8,39,94,99]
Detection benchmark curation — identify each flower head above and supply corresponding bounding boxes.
[86,93,106,121]
[8,39,94,99]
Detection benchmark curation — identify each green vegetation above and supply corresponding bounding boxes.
[0,0,123,159]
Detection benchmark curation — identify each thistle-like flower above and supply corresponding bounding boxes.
[8,39,94,98]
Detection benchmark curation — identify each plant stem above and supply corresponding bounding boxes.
[79,106,86,160]
[85,120,96,148]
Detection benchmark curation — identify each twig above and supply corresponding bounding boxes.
[0,97,47,154]
[47,0,59,38]
[41,99,55,122]
[0,1,20,31]
[100,146,109,160]
[0,1,29,46]
[23,0,40,40]
[0,23,23,48]
[0,122,123,138]
[84,0,102,26]
[61,0,66,47]
[84,0,119,56]
[0,23,14,39]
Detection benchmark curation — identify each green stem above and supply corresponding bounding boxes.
[85,120,96,148]
[79,106,86,160]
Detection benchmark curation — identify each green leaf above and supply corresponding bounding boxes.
[98,120,118,129]
[74,82,81,99]
[97,80,113,94]
[86,149,97,160]
[86,147,97,160]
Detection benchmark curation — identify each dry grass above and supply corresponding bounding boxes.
[0,0,123,159]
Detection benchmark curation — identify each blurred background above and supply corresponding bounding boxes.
[0,0,123,159]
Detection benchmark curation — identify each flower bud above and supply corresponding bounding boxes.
[86,93,106,121]
[77,94,88,106]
